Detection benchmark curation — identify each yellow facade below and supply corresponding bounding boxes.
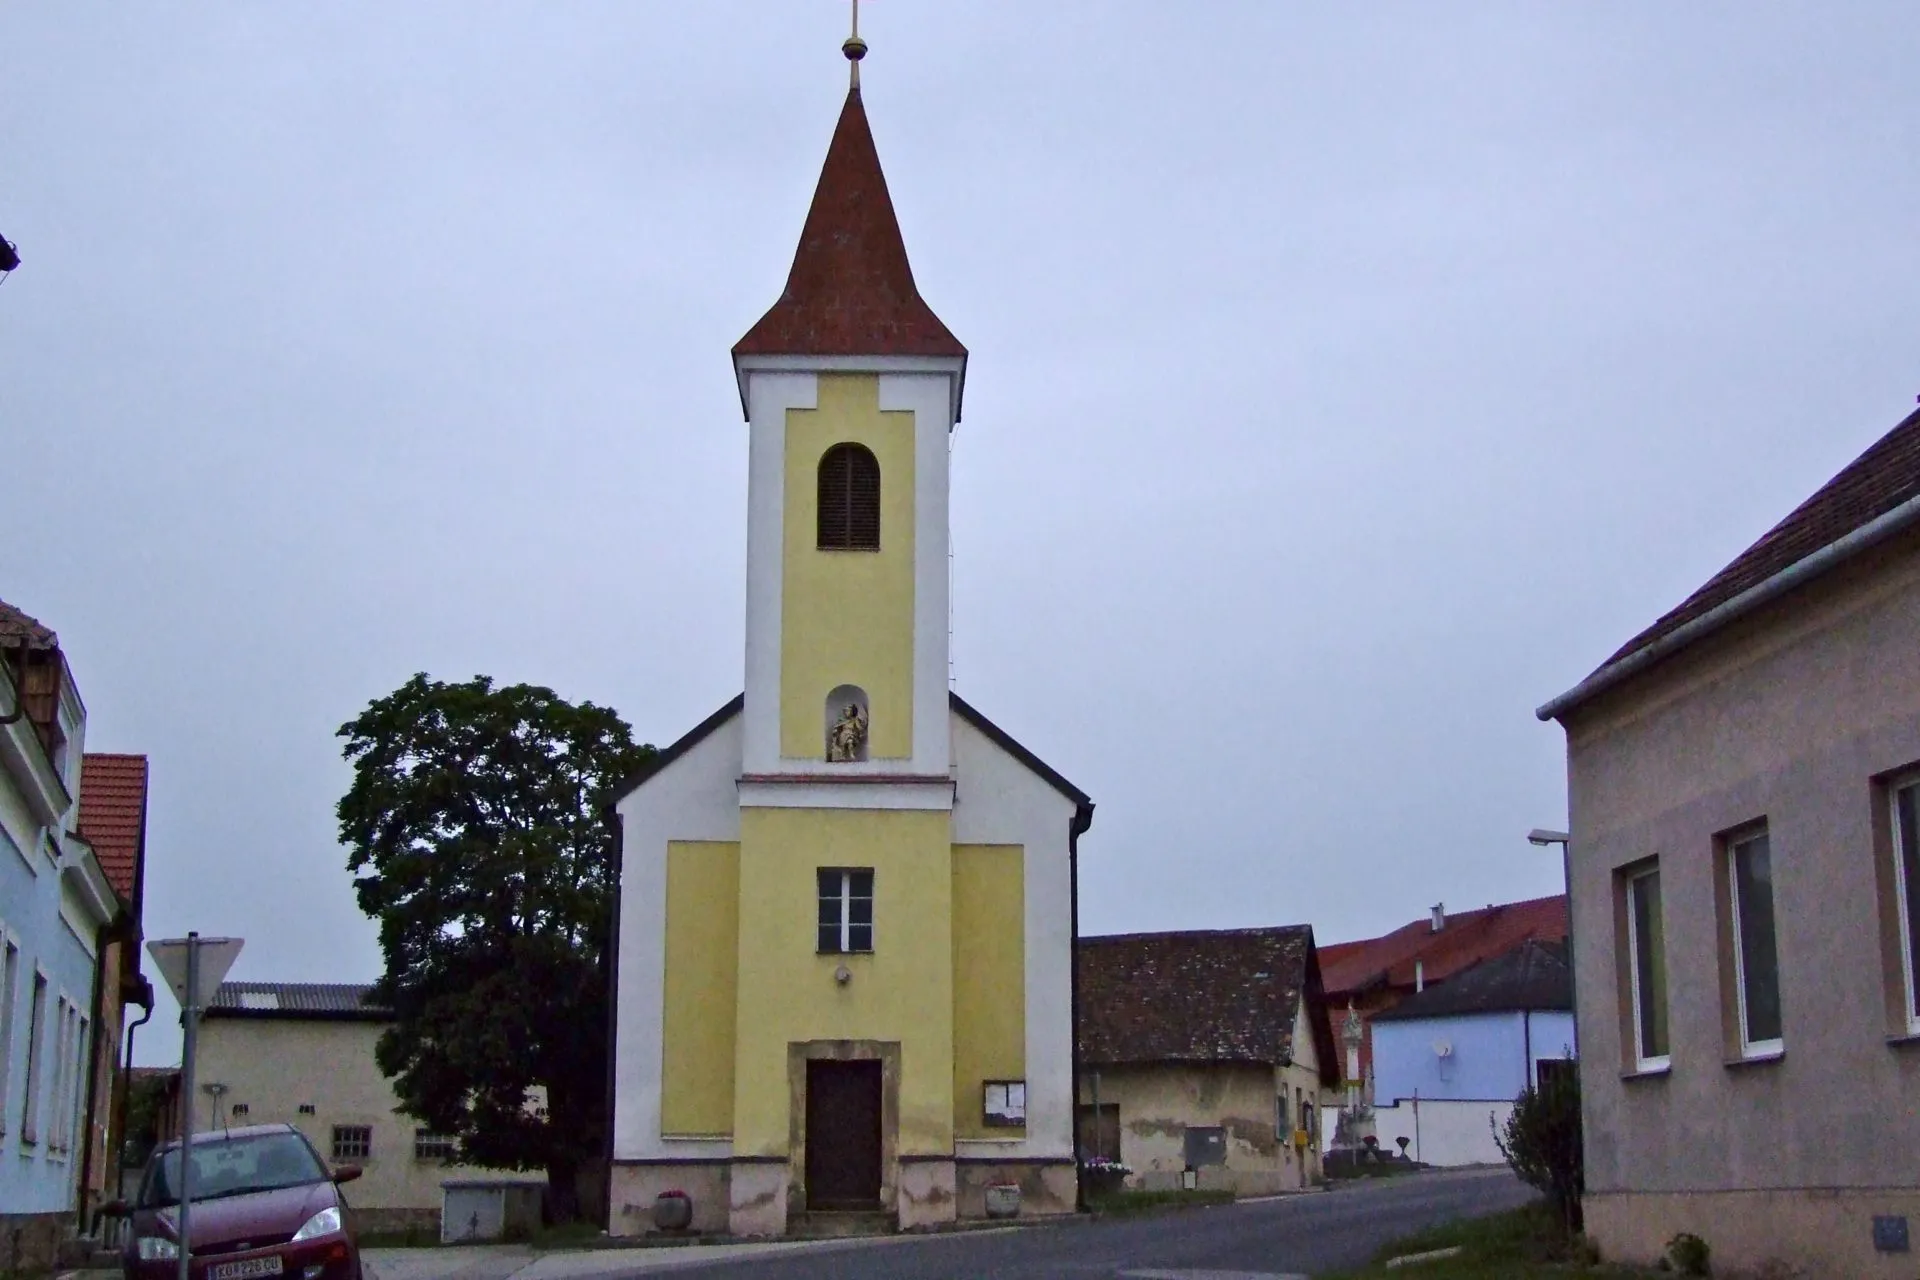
[660,841,741,1136]
[951,845,1026,1139]
[779,373,918,760]
[731,807,955,1157]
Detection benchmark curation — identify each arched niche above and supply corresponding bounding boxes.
[824,685,870,762]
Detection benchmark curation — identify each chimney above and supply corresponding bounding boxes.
[1430,903,1446,933]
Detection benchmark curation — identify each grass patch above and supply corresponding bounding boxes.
[357,1227,444,1249]
[1320,1202,1663,1278]
[1088,1188,1236,1218]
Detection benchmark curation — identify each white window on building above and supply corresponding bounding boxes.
[20,972,47,1144]
[47,999,69,1154]
[816,869,874,954]
[414,1130,456,1161]
[1625,864,1670,1070]
[1891,777,1920,1036]
[1727,828,1783,1057]
[331,1125,372,1161]
[67,1013,90,1155]
[0,938,17,1138]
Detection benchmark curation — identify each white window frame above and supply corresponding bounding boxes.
[1891,776,1920,1037]
[0,935,17,1139]
[1727,830,1784,1059]
[1625,866,1670,1072]
[66,1011,90,1157]
[816,869,874,955]
[20,970,48,1145]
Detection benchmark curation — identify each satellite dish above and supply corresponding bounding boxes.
[1433,1039,1453,1058]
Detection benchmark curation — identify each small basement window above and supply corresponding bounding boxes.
[414,1130,457,1161]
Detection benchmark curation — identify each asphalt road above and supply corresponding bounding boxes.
[648,1167,1534,1280]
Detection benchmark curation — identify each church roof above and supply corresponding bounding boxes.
[733,84,965,362]
[608,691,1091,826]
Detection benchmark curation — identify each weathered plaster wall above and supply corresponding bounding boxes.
[1081,1063,1310,1195]
[191,1017,538,1215]
[1561,529,1920,1268]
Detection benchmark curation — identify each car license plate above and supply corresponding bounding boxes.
[210,1257,284,1280]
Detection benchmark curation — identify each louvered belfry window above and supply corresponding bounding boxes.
[818,443,881,550]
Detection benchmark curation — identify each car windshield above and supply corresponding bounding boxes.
[141,1132,328,1207]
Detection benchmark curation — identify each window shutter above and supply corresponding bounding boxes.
[818,445,880,550]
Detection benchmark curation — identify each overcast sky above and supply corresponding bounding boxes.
[6,4,1917,1066]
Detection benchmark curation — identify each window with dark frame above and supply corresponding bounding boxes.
[1892,778,1920,1034]
[414,1130,457,1161]
[1535,1057,1576,1090]
[1626,865,1670,1068]
[331,1125,372,1161]
[817,869,874,953]
[817,444,881,550]
[1727,828,1784,1055]
[982,1080,1026,1127]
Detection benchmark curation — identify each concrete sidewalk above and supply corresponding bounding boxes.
[363,1233,941,1280]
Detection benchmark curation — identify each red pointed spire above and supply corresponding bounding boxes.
[733,85,965,359]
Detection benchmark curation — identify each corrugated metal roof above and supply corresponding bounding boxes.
[206,982,390,1020]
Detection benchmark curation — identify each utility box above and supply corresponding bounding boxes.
[440,1179,544,1243]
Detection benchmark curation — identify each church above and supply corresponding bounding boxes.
[606,27,1094,1237]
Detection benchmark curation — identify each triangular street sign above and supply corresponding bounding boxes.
[147,937,245,1013]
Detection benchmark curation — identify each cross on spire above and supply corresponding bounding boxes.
[843,0,868,87]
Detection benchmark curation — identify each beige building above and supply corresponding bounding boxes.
[1075,928,1338,1195]
[193,983,540,1234]
[1539,402,1920,1275]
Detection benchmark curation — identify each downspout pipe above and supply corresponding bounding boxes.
[599,805,624,1232]
[1538,487,1920,722]
[76,915,116,1232]
[1067,800,1094,1213]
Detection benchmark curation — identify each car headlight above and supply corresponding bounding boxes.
[291,1207,342,1243]
[137,1237,180,1261]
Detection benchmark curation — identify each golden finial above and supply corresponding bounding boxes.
[843,0,867,88]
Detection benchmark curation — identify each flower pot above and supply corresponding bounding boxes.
[652,1192,693,1232]
[983,1183,1021,1219]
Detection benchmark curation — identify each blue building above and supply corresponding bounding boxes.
[1,602,121,1269]
[1368,940,1574,1166]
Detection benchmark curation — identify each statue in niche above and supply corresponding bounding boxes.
[827,702,869,762]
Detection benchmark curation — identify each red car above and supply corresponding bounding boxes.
[119,1124,364,1280]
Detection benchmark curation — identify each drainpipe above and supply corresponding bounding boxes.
[76,915,118,1233]
[117,996,154,1196]
[599,806,625,1232]
[1068,801,1093,1213]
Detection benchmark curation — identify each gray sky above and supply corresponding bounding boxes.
[5,3,1916,1067]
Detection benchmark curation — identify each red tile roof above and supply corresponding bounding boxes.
[1318,895,1567,999]
[733,85,965,360]
[79,753,148,904]
[1603,404,1920,668]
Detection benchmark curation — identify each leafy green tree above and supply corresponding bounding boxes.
[1492,1062,1585,1233]
[337,674,655,1220]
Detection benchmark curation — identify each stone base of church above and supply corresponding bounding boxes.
[955,1157,1078,1220]
[897,1157,957,1229]
[612,1153,1078,1238]
[728,1160,791,1237]
[608,1161,732,1237]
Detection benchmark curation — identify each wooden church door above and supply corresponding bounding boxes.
[804,1058,883,1210]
